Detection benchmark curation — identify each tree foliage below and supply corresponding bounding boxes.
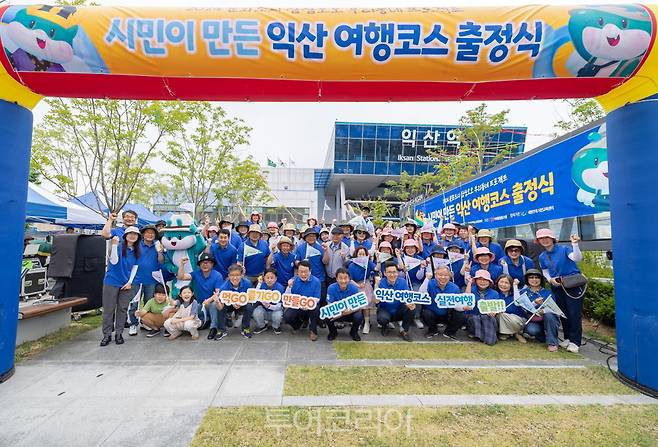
[554,99,605,135]
[32,98,188,215]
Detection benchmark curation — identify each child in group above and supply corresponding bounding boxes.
[347,246,376,334]
[517,269,561,352]
[465,270,500,345]
[495,274,527,343]
[253,268,285,335]
[135,283,174,337]
[163,286,202,340]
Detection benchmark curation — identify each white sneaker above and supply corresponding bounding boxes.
[566,342,579,353]
[128,325,137,336]
[414,319,424,329]
[390,322,397,329]
[559,339,571,349]
[234,316,243,328]
[362,320,370,334]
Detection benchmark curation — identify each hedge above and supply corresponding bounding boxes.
[582,280,615,327]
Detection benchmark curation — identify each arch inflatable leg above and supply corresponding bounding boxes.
[606,95,658,393]
[0,100,33,383]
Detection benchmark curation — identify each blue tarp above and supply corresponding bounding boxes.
[70,192,159,226]
[26,184,67,220]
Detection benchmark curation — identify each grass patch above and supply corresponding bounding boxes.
[191,405,658,447]
[334,341,581,360]
[284,366,633,396]
[15,313,102,363]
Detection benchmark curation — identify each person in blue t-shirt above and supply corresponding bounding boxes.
[177,252,224,333]
[208,229,238,278]
[536,228,584,352]
[253,268,286,335]
[128,224,164,336]
[398,238,427,330]
[237,224,271,286]
[101,209,139,239]
[495,274,527,343]
[419,224,438,259]
[295,228,326,305]
[446,243,467,290]
[208,264,254,340]
[423,265,466,340]
[437,223,463,250]
[518,268,561,352]
[465,269,500,345]
[499,239,534,287]
[469,228,504,265]
[324,268,364,341]
[284,260,322,341]
[267,236,297,287]
[101,227,141,347]
[350,225,374,257]
[375,262,414,342]
[468,246,503,283]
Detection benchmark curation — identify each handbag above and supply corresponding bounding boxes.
[545,252,588,300]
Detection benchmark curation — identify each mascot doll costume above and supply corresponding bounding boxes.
[160,213,206,297]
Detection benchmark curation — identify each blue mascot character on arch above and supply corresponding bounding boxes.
[571,124,609,212]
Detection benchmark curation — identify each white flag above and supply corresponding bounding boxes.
[542,296,567,319]
[323,201,331,211]
[432,258,451,268]
[348,215,367,228]
[403,256,422,270]
[377,252,393,263]
[351,255,370,269]
[151,270,166,286]
[305,244,322,258]
[244,244,262,257]
[513,292,538,313]
[130,284,143,305]
[448,251,464,263]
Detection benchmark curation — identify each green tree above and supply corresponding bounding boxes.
[161,103,253,220]
[31,98,187,215]
[216,157,273,219]
[554,98,605,135]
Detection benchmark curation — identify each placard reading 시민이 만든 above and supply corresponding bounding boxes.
[319,292,369,320]
[374,288,432,305]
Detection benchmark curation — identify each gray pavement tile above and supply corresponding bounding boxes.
[217,364,285,397]
[415,395,496,406]
[348,395,423,406]
[236,341,288,362]
[282,395,352,406]
[213,395,283,407]
[156,364,229,398]
[13,364,119,399]
[85,364,174,398]
[549,395,625,405]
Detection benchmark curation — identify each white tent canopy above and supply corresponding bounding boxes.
[26,183,106,228]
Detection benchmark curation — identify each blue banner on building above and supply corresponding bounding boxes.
[414,121,608,229]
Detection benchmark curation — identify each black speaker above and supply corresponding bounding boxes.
[49,234,106,311]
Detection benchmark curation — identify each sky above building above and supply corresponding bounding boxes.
[25,0,620,173]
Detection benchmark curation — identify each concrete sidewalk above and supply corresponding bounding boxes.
[0,324,637,447]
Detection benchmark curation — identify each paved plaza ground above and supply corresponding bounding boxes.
[1,324,655,447]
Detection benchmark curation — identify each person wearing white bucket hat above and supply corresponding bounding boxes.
[469,228,504,265]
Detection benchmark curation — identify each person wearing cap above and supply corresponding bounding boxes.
[127,224,165,336]
[350,225,375,257]
[446,243,467,291]
[339,222,354,247]
[375,240,397,274]
[378,227,399,251]
[360,206,375,235]
[425,245,449,278]
[319,227,330,244]
[398,238,427,329]
[267,236,297,287]
[466,246,503,283]
[306,217,322,233]
[469,228,504,265]
[536,228,584,353]
[207,229,238,279]
[284,260,322,341]
[206,225,220,243]
[465,269,500,345]
[253,268,286,335]
[266,221,281,248]
[249,210,263,228]
[237,224,271,286]
[100,226,142,347]
[282,223,299,247]
[234,220,251,244]
[101,209,139,239]
[419,224,438,259]
[517,268,561,352]
[155,220,167,232]
[324,268,364,341]
[496,274,527,344]
[499,240,535,287]
[347,246,377,334]
[322,226,349,287]
[438,223,463,250]
[177,252,224,335]
[295,227,326,299]
[213,264,255,340]
[423,265,465,339]
[374,261,414,342]
[404,219,419,239]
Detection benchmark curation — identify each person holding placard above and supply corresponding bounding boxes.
[465,269,500,345]
[536,228,584,354]
[375,261,414,342]
[398,238,427,329]
[467,246,503,283]
[495,274,527,343]
[237,224,271,286]
[177,252,223,333]
[253,268,285,335]
[267,236,298,288]
[208,229,238,279]
[284,260,322,341]
[347,246,377,334]
[324,268,364,341]
[423,265,465,340]
[211,264,255,340]
[498,240,534,287]
[519,269,562,352]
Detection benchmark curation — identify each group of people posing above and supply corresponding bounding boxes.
[99,208,585,353]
